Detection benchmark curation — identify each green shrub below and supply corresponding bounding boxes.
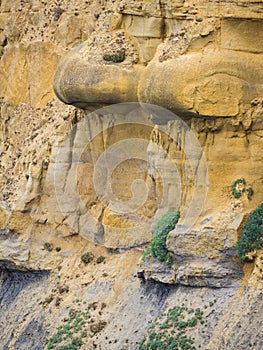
[46,301,107,349]
[81,252,94,265]
[44,242,53,252]
[96,256,105,264]
[103,50,126,63]
[232,178,254,200]
[143,211,180,265]
[232,178,246,199]
[139,306,205,350]
[246,187,254,200]
[237,203,263,260]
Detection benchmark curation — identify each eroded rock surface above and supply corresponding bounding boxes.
[0,0,263,349]
[54,1,263,118]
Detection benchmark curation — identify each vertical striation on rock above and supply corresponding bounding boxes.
[0,0,263,349]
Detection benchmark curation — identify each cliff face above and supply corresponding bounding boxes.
[0,0,263,349]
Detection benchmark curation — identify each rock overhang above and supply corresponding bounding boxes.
[53,3,263,118]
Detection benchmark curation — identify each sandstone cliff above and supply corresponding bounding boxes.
[0,0,263,349]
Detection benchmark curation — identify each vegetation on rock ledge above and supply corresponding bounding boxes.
[103,50,126,63]
[237,203,263,260]
[143,211,180,266]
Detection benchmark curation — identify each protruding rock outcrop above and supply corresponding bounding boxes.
[1,1,263,349]
[53,1,263,117]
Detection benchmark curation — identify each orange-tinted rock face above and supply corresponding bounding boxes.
[1,2,263,349]
[53,1,263,117]
[51,0,263,256]
[1,0,263,263]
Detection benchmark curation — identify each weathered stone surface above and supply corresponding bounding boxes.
[9,210,33,235]
[54,13,94,48]
[121,15,164,38]
[138,255,177,284]
[176,260,242,288]
[44,112,156,248]
[54,57,142,107]
[140,205,244,287]
[0,232,29,266]
[167,206,243,259]
[0,42,64,107]
[1,0,263,348]
[139,49,263,117]
[221,19,263,53]
[117,0,263,19]
[0,202,9,231]
[53,3,263,118]
[53,28,142,107]
[0,269,49,350]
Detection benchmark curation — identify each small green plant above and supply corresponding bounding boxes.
[45,301,107,349]
[237,203,263,260]
[44,242,53,252]
[246,187,254,200]
[81,252,94,265]
[55,247,61,252]
[232,178,246,199]
[231,178,254,200]
[142,211,180,265]
[96,256,105,264]
[139,305,205,350]
[103,50,126,63]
